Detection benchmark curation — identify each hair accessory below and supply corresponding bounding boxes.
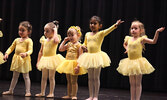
[69,26,82,37]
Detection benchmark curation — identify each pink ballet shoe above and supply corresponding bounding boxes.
[62,95,71,99]
[2,91,13,95]
[35,93,45,97]
[72,96,77,100]
[93,97,98,100]
[85,97,93,100]
[25,93,31,97]
[46,93,54,98]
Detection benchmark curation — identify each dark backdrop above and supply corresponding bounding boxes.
[0,0,167,92]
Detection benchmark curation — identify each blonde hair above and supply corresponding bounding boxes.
[68,26,82,38]
[130,20,145,36]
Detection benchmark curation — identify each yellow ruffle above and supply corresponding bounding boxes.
[37,54,65,71]
[0,31,3,37]
[0,52,5,64]
[117,57,155,76]
[10,54,32,73]
[56,60,87,75]
[77,51,111,69]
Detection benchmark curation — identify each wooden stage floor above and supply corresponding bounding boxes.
[0,81,167,100]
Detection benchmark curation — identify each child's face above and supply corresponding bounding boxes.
[89,18,102,32]
[18,25,30,38]
[67,28,79,43]
[44,24,54,38]
[130,22,141,37]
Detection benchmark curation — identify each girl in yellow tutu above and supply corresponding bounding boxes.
[117,20,165,100]
[0,30,5,64]
[77,16,124,100]
[2,21,33,96]
[35,21,64,97]
[57,26,87,100]
[0,18,5,64]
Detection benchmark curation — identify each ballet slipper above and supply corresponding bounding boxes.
[2,91,13,95]
[35,93,45,97]
[46,93,54,98]
[93,97,98,100]
[25,93,31,97]
[62,95,71,99]
[72,96,77,100]
[86,97,93,100]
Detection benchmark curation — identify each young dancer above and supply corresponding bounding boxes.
[117,20,165,100]
[0,18,5,64]
[35,21,64,97]
[77,16,124,100]
[57,26,87,100]
[2,21,33,96]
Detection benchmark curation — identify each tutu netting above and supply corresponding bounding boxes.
[10,54,32,73]
[57,60,87,75]
[37,54,65,71]
[117,57,155,76]
[77,51,111,69]
[0,52,5,64]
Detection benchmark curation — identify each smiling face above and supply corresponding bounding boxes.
[67,28,79,43]
[18,25,30,38]
[89,17,102,33]
[44,24,54,39]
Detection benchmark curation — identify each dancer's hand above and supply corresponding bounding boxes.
[20,53,27,58]
[3,53,8,61]
[81,46,88,52]
[74,66,80,74]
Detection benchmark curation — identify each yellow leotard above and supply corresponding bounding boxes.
[6,38,33,73]
[117,35,155,76]
[37,36,64,71]
[77,24,117,69]
[57,42,87,75]
[0,31,5,64]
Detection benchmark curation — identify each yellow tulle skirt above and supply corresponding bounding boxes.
[56,59,87,75]
[117,57,155,76]
[10,54,32,73]
[77,51,111,69]
[0,52,5,64]
[37,54,65,71]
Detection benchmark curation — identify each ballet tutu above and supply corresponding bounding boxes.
[37,54,65,71]
[10,54,32,73]
[56,59,87,75]
[117,57,155,76]
[0,52,5,64]
[77,51,111,69]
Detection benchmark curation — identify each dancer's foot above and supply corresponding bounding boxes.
[93,97,98,100]
[62,95,71,99]
[2,91,13,95]
[46,93,54,98]
[85,97,93,100]
[35,93,45,97]
[25,93,31,97]
[72,96,77,100]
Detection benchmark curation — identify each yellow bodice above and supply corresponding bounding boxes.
[66,42,81,60]
[83,24,117,53]
[40,36,58,57]
[125,35,147,59]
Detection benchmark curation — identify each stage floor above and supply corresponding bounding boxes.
[0,81,167,100]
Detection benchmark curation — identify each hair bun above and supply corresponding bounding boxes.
[53,20,59,26]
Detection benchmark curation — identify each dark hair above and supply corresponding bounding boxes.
[19,21,32,33]
[90,16,102,24]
